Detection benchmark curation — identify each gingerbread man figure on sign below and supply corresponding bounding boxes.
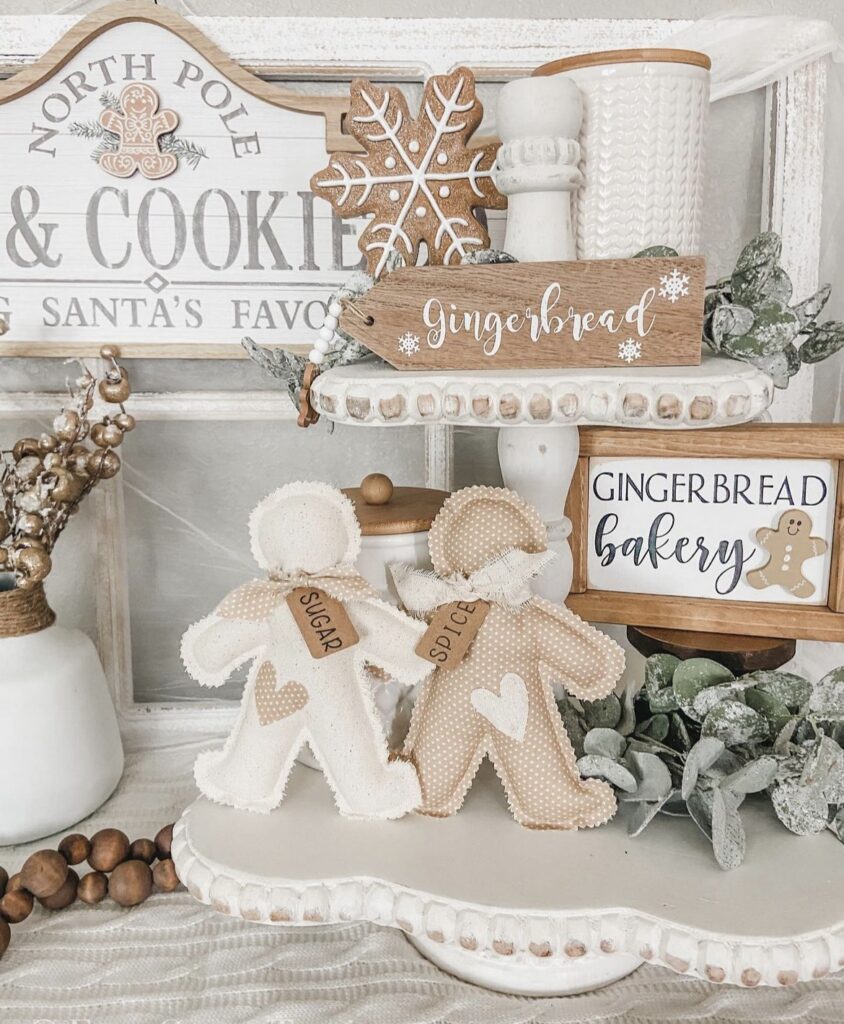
[746,507,828,598]
[182,482,431,820]
[392,486,626,830]
[99,83,178,180]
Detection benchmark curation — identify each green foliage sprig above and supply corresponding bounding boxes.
[561,657,844,870]
[636,233,844,388]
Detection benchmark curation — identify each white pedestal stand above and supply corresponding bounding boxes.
[175,76,777,995]
[173,764,844,994]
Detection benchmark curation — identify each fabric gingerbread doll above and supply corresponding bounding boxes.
[392,485,626,830]
[181,481,431,819]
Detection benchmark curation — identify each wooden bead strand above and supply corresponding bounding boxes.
[0,823,180,962]
[308,300,344,366]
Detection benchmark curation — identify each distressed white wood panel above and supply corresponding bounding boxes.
[763,63,828,423]
[0,17,691,78]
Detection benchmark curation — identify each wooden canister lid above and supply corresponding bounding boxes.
[532,48,711,77]
[343,473,449,536]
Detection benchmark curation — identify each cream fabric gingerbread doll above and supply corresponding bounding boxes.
[181,481,431,819]
[392,486,625,830]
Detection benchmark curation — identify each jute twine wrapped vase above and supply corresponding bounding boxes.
[533,48,711,259]
[0,581,124,845]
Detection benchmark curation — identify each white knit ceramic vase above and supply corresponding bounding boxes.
[0,582,124,845]
[533,48,710,259]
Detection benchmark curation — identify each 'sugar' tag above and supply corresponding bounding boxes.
[286,587,359,659]
[416,600,489,670]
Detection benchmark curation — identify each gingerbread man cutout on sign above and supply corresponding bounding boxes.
[99,83,179,180]
[746,507,828,599]
[392,486,626,830]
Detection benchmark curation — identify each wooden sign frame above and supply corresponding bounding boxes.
[0,1,360,360]
[565,424,844,642]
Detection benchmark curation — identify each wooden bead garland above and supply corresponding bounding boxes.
[0,823,179,962]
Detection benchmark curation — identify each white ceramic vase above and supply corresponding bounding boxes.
[0,584,124,846]
[533,48,711,259]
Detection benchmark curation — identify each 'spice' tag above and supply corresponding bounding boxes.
[285,587,359,659]
[416,600,489,669]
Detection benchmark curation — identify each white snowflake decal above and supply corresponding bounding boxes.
[659,267,690,303]
[310,68,505,278]
[397,332,420,356]
[618,338,643,364]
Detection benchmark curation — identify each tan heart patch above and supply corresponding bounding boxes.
[254,661,308,726]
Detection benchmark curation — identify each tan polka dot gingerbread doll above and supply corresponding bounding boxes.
[392,486,625,830]
[181,482,432,819]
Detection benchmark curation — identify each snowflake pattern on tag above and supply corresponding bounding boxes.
[659,268,690,304]
[618,338,643,363]
[310,68,506,278]
[397,332,420,356]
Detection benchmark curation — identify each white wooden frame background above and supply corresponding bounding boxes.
[0,15,826,748]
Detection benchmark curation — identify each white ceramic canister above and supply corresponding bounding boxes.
[0,582,124,845]
[533,48,711,259]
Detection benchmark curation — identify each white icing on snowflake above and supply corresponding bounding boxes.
[659,268,690,303]
[310,69,503,278]
[397,332,421,356]
[618,338,642,363]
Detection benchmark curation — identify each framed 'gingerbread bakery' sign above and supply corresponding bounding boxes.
[565,424,844,642]
[0,2,364,358]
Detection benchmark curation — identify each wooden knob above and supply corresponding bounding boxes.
[359,473,393,506]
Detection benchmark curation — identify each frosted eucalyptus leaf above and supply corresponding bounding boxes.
[773,717,799,753]
[800,736,844,803]
[748,670,812,710]
[721,755,779,795]
[582,693,622,729]
[577,754,637,793]
[682,736,725,799]
[627,791,674,837]
[711,304,755,347]
[636,714,670,743]
[687,786,714,839]
[617,679,638,737]
[633,245,679,258]
[622,750,673,802]
[810,669,844,719]
[669,712,692,752]
[461,248,518,265]
[733,265,793,307]
[692,684,745,720]
[712,787,747,870]
[830,807,844,842]
[771,781,829,835]
[648,687,681,713]
[723,304,800,357]
[645,653,679,696]
[673,658,734,712]
[583,727,626,761]
[702,701,768,746]
[753,349,791,388]
[557,699,587,758]
[745,688,792,736]
[736,231,782,272]
[800,321,844,364]
[792,283,830,327]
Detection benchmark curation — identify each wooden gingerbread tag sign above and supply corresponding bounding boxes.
[338,256,705,370]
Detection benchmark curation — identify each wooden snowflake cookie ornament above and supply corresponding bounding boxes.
[181,482,432,819]
[392,485,626,829]
[310,68,505,278]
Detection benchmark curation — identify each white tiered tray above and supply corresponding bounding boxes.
[173,763,844,996]
[311,355,774,429]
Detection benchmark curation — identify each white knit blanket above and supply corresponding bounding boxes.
[1,741,841,1024]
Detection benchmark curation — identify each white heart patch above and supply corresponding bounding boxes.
[471,672,529,742]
